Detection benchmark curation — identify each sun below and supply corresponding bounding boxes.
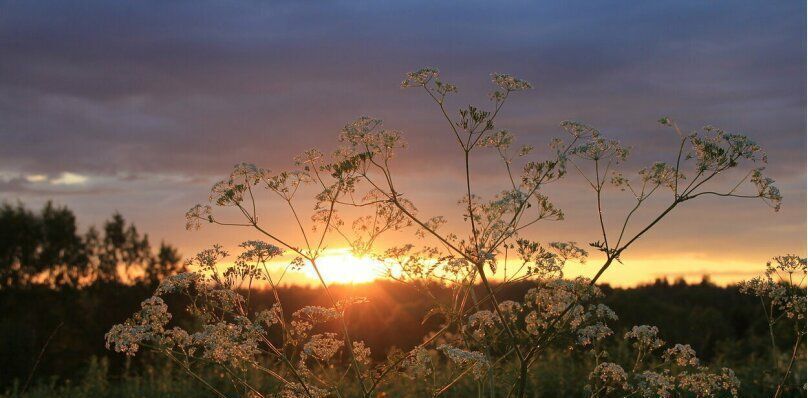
[303,248,384,284]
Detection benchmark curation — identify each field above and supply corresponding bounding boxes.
[1,279,804,397]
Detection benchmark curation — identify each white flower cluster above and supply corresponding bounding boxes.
[401,67,439,88]
[491,73,533,92]
[750,168,782,211]
[303,333,343,362]
[635,371,674,398]
[739,255,807,321]
[352,341,371,366]
[590,362,629,392]
[209,163,268,207]
[576,323,613,347]
[184,204,212,230]
[466,310,499,340]
[400,346,433,380]
[277,382,329,398]
[639,162,680,191]
[155,272,201,296]
[190,320,262,369]
[105,296,171,355]
[663,344,700,367]
[591,325,743,397]
[437,344,490,380]
[497,300,522,325]
[570,134,630,163]
[523,278,603,335]
[678,368,740,398]
[625,325,665,352]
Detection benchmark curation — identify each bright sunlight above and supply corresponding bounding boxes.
[302,248,383,284]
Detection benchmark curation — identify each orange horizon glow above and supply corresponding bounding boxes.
[300,248,384,284]
[207,246,771,288]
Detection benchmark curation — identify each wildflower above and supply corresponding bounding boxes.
[634,371,674,398]
[303,333,343,361]
[625,325,665,352]
[751,168,782,211]
[188,245,229,274]
[206,288,245,312]
[438,344,490,380]
[688,128,765,173]
[576,323,613,347]
[466,310,499,340]
[491,73,532,91]
[164,327,191,350]
[479,130,514,151]
[560,121,599,139]
[239,240,283,263]
[209,163,267,207]
[339,117,383,144]
[589,362,629,392]
[190,320,261,368]
[401,346,432,380]
[155,272,200,296]
[549,241,588,263]
[514,240,565,278]
[639,162,680,191]
[231,162,268,184]
[105,297,171,355]
[663,344,700,367]
[587,303,618,321]
[185,204,212,230]
[255,304,283,328]
[570,135,630,163]
[336,296,370,311]
[293,306,340,324]
[521,159,564,190]
[294,148,324,167]
[497,300,522,324]
[739,255,807,321]
[352,341,371,366]
[401,67,439,88]
[678,367,740,398]
[524,278,601,334]
[277,383,329,398]
[610,172,629,190]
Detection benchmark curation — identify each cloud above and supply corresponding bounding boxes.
[0,1,803,178]
[0,172,110,196]
[0,1,803,278]
[51,172,88,185]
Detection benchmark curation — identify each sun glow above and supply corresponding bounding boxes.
[303,248,384,284]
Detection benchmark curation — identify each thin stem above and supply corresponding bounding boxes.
[773,332,804,398]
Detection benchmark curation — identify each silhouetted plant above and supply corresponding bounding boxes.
[108,68,789,398]
[739,255,806,397]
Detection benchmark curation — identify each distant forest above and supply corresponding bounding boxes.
[0,203,793,395]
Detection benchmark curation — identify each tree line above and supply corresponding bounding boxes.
[0,202,183,288]
[0,202,797,395]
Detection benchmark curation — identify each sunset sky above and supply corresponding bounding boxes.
[1,1,805,286]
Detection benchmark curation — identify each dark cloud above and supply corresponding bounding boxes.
[1,1,803,175]
[0,1,804,279]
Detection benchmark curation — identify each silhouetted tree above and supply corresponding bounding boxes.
[145,243,183,286]
[0,202,88,288]
[0,202,182,288]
